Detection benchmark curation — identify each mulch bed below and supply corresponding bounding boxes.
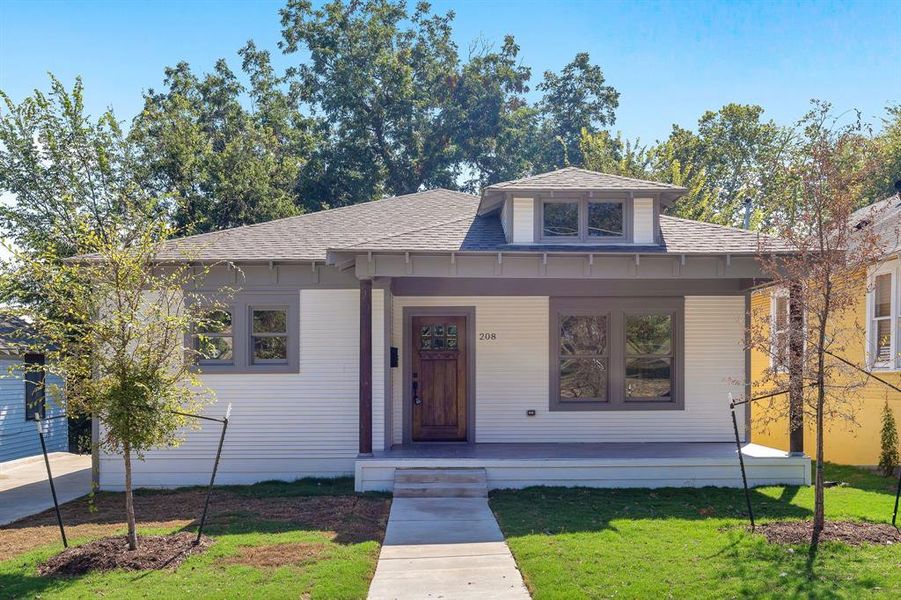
[37,532,212,576]
[757,520,901,546]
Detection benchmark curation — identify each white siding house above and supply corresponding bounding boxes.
[93,168,810,492]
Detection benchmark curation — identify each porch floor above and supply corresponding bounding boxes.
[355,442,811,492]
[369,442,790,461]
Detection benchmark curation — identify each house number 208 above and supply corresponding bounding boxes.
[479,332,497,341]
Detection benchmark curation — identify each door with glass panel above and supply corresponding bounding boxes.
[411,315,467,441]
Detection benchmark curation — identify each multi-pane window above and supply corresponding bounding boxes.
[251,308,289,364]
[420,323,459,351]
[559,315,609,401]
[869,266,898,369]
[540,198,628,242]
[194,310,234,364]
[625,314,673,400]
[551,298,682,410]
[191,293,298,373]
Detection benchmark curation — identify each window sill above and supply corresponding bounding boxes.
[550,400,684,412]
[192,364,299,375]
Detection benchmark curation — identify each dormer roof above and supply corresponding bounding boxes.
[479,167,687,214]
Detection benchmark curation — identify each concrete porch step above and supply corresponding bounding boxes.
[393,468,488,498]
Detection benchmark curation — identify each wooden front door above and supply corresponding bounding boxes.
[411,315,467,441]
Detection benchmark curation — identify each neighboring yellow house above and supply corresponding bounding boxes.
[751,193,901,466]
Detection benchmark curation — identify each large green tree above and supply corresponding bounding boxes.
[865,104,901,204]
[534,52,620,170]
[0,76,158,303]
[279,0,535,202]
[131,44,316,234]
[653,104,792,228]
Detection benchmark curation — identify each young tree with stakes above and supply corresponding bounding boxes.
[750,102,889,544]
[4,218,231,550]
[1,77,233,551]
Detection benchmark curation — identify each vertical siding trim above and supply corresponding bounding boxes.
[512,197,535,244]
[633,198,655,244]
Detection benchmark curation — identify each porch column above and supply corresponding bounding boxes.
[359,278,373,455]
[788,282,804,455]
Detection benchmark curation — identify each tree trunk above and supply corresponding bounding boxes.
[123,442,138,550]
[813,383,825,544]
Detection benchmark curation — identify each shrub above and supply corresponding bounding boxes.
[878,401,899,477]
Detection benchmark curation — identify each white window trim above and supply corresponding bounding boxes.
[249,305,290,365]
[867,259,900,371]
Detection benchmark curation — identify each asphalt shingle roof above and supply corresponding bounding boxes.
[344,213,791,255]
[151,168,788,262]
[155,189,479,262]
[483,166,687,193]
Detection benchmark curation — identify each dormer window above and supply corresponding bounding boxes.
[539,197,628,243]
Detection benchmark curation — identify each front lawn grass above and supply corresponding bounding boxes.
[0,477,389,600]
[490,464,901,599]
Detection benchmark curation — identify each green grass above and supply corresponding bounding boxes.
[490,464,901,599]
[0,477,386,600]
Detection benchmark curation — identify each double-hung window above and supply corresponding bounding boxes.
[869,262,899,369]
[194,309,234,365]
[191,293,299,373]
[540,198,628,242]
[251,307,289,364]
[550,298,683,410]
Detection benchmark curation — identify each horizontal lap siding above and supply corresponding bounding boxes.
[0,361,67,462]
[99,289,385,489]
[392,296,744,443]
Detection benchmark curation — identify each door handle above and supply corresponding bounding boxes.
[412,379,421,405]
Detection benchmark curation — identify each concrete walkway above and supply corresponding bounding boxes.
[368,497,530,599]
[0,452,92,525]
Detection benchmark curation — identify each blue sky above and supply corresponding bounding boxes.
[0,0,899,143]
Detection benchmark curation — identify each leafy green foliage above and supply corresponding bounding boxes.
[534,52,619,170]
[279,0,536,201]
[654,104,793,228]
[131,44,316,234]
[878,401,899,477]
[0,77,161,308]
[865,104,901,205]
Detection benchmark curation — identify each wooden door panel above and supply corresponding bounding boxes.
[412,315,467,441]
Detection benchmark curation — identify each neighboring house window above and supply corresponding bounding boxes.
[770,290,790,371]
[539,197,630,243]
[250,307,289,364]
[869,262,899,369]
[191,293,299,373]
[24,353,46,421]
[550,298,683,411]
[194,309,234,365]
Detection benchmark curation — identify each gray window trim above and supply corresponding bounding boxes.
[190,292,300,374]
[536,194,632,244]
[549,297,684,411]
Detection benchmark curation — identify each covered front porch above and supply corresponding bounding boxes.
[354,442,811,492]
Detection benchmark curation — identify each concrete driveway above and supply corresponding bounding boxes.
[0,452,92,525]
